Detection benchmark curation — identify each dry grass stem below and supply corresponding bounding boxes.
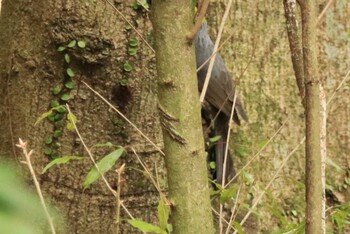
[16,138,56,234]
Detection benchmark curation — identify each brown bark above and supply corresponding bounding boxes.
[151,1,215,233]
[0,0,162,233]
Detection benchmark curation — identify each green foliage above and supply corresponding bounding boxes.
[219,186,237,204]
[66,111,77,131]
[64,54,70,63]
[66,68,75,77]
[157,196,170,231]
[128,220,166,234]
[67,40,77,48]
[83,148,125,189]
[77,41,86,48]
[123,62,133,72]
[131,0,150,11]
[331,202,350,233]
[42,156,84,174]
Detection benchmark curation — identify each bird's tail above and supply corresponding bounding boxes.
[213,114,235,185]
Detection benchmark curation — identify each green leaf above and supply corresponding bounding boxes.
[242,171,254,184]
[220,186,237,204]
[77,41,86,48]
[57,46,66,52]
[128,47,137,56]
[54,113,64,121]
[43,147,52,155]
[64,54,71,63]
[52,86,62,95]
[209,135,221,143]
[83,148,125,189]
[53,130,63,138]
[209,161,216,169]
[65,81,76,89]
[34,109,54,126]
[157,196,170,230]
[127,220,166,234]
[94,142,115,148]
[119,79,129,86]
[42,156,84,174]
[55,105,67,113]
[123,62,133,72]
[129,38,139,47]
[66,68,75,77]
[67,111,78,131]
[61,93,70,101]
[231,221,244,234]
[51,99,60,108]
[44,135,53,145]
[67,40,77,48]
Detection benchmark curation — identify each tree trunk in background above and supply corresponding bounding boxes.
[0,0,163,233]
[301,0,322,232]
[151,1,215,233]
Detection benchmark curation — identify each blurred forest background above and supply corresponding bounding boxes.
[0,0,349,233]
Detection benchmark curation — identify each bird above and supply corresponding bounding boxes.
[194,22,248,185]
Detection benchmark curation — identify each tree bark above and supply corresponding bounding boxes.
[301,0,322,233]
[151,1,215,233]
[0,0,163,233]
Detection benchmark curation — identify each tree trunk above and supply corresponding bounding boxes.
[151,1,215,233]
[0,0,163,233]
[301,0,322,232]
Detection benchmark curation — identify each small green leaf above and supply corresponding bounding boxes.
[65,81,76,89]
[53,130,63,138]
[57,46,66,52]
[209,135,221,143]
[94,142,115,148]
[129,38,139,47]
[209,161,216,169]
[35,109,54,126]
[51,99,60,108]
[64,54,71,63]
[119,79,129,86]
[54,113,64,121]
[66,68,75,77]
[45,135,53,145]
[52,86,62,95]
[54,105,67,113]
[42,156,84,174]
[67,40,77,48]
[242,171,254,184]
[77,41,86,48]
[83,148,125,189]
[67,111,78,131]
[61,93,70,101]
[231,221,244,234]
[43,147,52,155]
[157,196,170,230]
[128,47,137,55]
[123,62,133,72]
[127,220,166,234]
[220,186,237,204]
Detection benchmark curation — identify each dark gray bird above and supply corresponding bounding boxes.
[195,22,248,185]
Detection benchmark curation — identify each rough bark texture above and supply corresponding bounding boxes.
[301,0,322,232]
[151,1,215,233]
[0,0,163,233]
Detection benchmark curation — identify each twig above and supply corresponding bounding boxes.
[225,184,241,234]
[115,163,125,234]
[186,0,210,41]
[317,0,334,24]
[82,81,165,156]
[16,139,56,234]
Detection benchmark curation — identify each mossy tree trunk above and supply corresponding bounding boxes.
[0,0,163,233]
[151,1,215,233]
